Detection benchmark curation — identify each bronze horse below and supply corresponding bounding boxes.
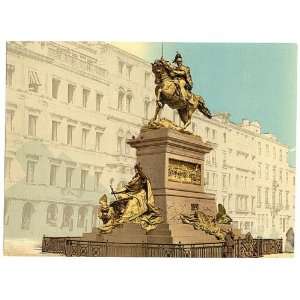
[151,59,212,129]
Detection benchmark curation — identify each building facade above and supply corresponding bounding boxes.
[4,42,295,241]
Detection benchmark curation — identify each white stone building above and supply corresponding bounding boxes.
[4,42,295,241]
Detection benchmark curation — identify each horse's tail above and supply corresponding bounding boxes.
[197,96,212,119]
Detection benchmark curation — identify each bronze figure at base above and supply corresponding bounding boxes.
[98,163,162,233]
[180,204,233,240]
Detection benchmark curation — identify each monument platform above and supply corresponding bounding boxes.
[83,127,237,245]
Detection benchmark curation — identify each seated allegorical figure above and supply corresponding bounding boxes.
[98,163,162,233]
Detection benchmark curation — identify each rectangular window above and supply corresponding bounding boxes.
[96,93,102,112]
[66,167,73,188]
[6,64,15,87]
[265,164,269,180]
[279,149,282,161]
[279,190,283,206]
[265,188,269,206]
[67,125,74,145]
[51,121,59,141]
[205,127,210,139]
[258,142,261,155]
[118,61,124,74]
[6,110,14,133]
[80,170,88,190]
[273,166,276,180]
[52,78,60,99]
[126,95,132,113]
[94,172,101,191]
[257,187,261,208]
[50,165,58,186]
[223,132,227,143]
[279,169,283,182]
[258,163,262,178]
[285,191,289,209]
[68,84,75,103]
[82,89,90,108]
[206,172,209,185]
[126,65,132,80]
[81,129,89,148]
[28,115,37,137]
[95,132,102,152]
[144,72,150,87]
[26,161,35,183]
[222,174,226,188]
[273,147,276,159]
[212,129,216,140]
[5,157,12,181]
[266,144,269,155]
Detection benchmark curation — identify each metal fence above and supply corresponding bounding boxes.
[42,234,282,258]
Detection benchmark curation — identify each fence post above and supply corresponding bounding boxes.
[105,240,108,257]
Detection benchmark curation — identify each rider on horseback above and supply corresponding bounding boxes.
[161,52,193,105]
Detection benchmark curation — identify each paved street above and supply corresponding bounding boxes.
[3,239,63,256]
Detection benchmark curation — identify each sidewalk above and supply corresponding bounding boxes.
[263,253,294,258]
[3,239,62,256]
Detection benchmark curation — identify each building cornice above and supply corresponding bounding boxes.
[7,43,53,64]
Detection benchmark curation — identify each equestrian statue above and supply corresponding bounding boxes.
[151,52,212,130]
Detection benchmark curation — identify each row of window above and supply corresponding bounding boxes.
[257,162,294,184]
[117,60,152,88]
[257,141,288,163]
[18,202,98,231]
[26,160,103,191]
[256,187,290,209]
[7,111,136,155]
[221,194,254,213]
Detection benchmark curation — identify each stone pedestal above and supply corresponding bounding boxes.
[82,224,147,243]
[127,127,219,244]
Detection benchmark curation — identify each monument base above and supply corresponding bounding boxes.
[82,224,147,243]
[82,223,241,245]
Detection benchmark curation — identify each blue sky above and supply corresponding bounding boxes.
[114,43,297,166]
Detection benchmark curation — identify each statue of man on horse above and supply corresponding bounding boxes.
[151,52,212,130]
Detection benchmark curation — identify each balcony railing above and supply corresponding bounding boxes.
[47,44,107,80]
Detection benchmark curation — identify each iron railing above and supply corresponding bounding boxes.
[42,235,282,258]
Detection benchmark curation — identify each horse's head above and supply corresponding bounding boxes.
[151,59,169,83]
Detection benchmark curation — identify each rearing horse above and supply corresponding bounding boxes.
[151,59,212,129]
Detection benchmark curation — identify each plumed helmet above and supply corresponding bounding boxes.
[173,51,183,63]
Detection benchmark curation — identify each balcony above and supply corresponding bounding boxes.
[47,43,107,82]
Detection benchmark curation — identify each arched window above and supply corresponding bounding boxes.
[91,206,98,228]
[118,88,125,111]
[125,131,131,154]
[126,92,132,113]
[61,205,74,231]
[46,204,58,226]
[21,202,34,230]
[117,129,124,154]
[77,206,88,229]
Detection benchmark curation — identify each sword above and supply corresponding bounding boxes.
[110,185,118,202]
